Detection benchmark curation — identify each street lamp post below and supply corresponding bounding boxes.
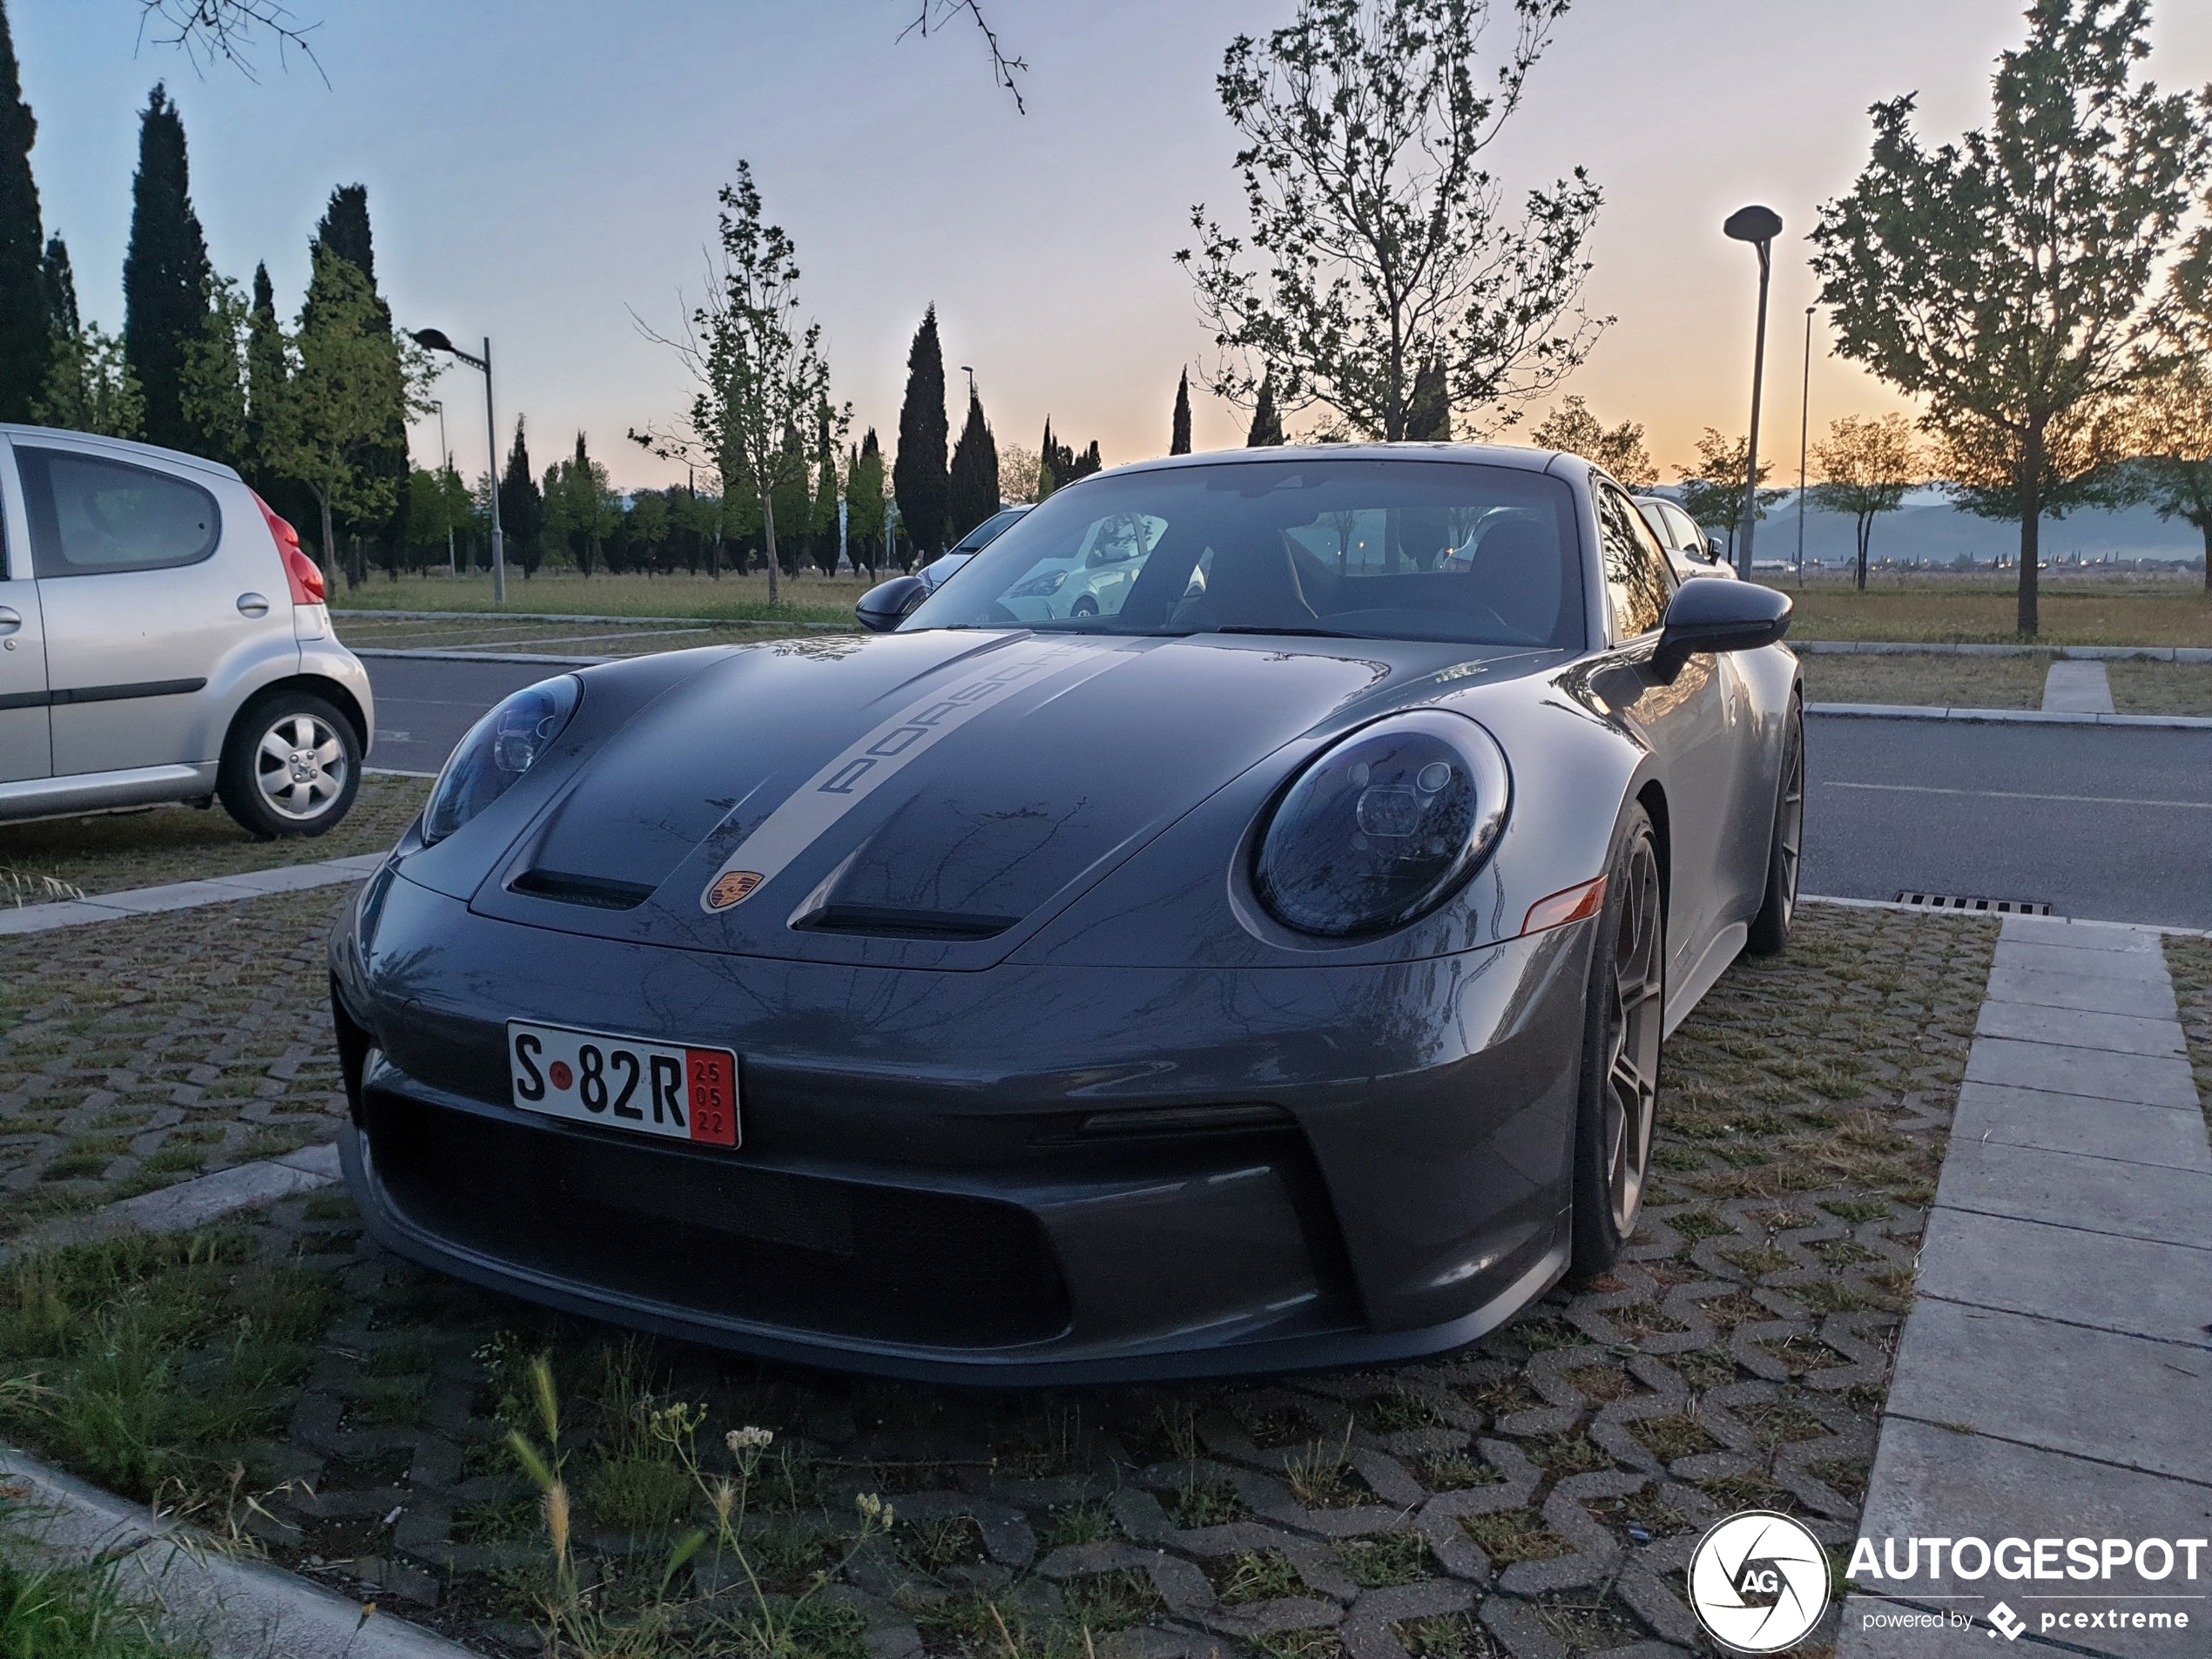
[1723,206,1783,581]
[1797,306,1815,586]
[430,399,456,577]
[409,328,506,604]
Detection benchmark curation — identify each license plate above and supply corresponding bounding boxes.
[506,1021,739,1148]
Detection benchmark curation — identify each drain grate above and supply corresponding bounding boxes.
[1895,892,2053,915]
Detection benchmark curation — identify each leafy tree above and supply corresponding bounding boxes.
[1811,0,2210,635]
[894,306,950,556]
[122,84,214,454]
[497,415,544,577]
[179,273,250,470]
[1178,0,1605,442]
[35,235,137,437]
[1531,395,1654,486]
[307,185,410,566]
[1170,368,1192,455]
[543,431,612,576]
[1036,419,1100,500]
[997,442,1040,504]
[1676,430,1782,564]
[0,0,51,423]
[261,246,420,587]
[846,428,887,577]
[2116,362,2212,590]
[947,386,999,543]
[1811,413,1921,590]
[638,161,840,605]
[770,421,811,577]
[1246,373,1285,445]
[626,487,670,576]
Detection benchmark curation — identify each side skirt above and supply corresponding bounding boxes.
[1662,920,1746,1036]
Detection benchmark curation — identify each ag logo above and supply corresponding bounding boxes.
[1687,1511,1831,1652]
[705,870,764,910]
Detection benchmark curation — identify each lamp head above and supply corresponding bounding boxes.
[1723,205,1783,245]
[410,327,457,354]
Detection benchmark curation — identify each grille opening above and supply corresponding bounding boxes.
[792,903,1020,941]
[1895,892,2054,916]
[508,869,658,910]
[361,1090,1069,1349]
[1073,1103,1290,1139]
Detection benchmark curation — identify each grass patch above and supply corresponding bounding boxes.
[1332,1531,1431,1588]
[1458,1511,1571,1566]
[1213,1549,1304,1605]
[1772,576,2212,647]
[328,568,865,624]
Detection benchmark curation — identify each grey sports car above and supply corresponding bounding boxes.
[330,445,1802,1383]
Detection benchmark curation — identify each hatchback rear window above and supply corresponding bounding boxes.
[19,447,221,577]
[903,458,1585,649]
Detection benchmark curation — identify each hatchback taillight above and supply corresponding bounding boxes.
[254,491,327,605]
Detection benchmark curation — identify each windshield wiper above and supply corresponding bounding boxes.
[1212,624,1362,638]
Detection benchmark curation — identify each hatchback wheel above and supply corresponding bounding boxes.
[219,692,361,840]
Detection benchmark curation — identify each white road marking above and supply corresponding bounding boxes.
[1822,781,2212,811]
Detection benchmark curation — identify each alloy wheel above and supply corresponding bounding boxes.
[255,711,348,822]
[1775,715,1804,931]
[1604,835,1664,1237]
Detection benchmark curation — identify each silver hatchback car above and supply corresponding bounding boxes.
[0,426,375,838]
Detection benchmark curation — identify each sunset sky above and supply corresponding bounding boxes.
[15,0,2212,492]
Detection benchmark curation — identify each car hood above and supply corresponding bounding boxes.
[469,628,1507,968]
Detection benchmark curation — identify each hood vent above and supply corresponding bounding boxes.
[792,903,1021,941]
[508,868,658,911]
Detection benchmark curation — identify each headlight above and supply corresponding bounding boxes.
[421,675,581,844]
[1253,711,1510,938]
[1011,569,1069,598]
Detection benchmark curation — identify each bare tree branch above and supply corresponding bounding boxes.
[136,0,327,85]
[899,0,1028,113]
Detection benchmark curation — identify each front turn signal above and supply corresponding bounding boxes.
[1521,875,1608,937]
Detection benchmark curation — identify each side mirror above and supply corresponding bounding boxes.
[1703,533,1726,563]
[855,574,927,632]
[1651,579,1791,680]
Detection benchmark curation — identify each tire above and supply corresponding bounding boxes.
[1745,695,1804,957]
[218,691,361,840]
[1568,804,1666,1286]
[1069,596,1100,618]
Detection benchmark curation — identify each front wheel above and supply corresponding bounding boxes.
[1745,696,1804,956]
[218,691,361,840]
[1568,805,1666,1285]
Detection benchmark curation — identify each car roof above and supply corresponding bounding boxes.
[1071,441,1574,485]
[0,423,245,483]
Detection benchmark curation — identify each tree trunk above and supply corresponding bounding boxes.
[2202,520,2210,594]
[1856,513,1871,591]
[761,485,781,606]
[318,491,337,595]
[2017,424,2043,637]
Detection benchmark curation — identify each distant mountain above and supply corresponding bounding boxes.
[1649,488,2206,568]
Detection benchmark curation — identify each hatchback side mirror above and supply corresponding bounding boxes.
[1651,579,1791,680]
[1703,533,1726,563]
[855,575,927,632]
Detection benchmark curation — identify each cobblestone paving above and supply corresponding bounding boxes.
[2167,934,2212,1123]
[0,888,353,1239]
[0,900,1995,1657]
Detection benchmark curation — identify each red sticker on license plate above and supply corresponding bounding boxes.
[685,1049,738,1146]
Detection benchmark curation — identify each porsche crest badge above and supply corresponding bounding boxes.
[705,870,764,910]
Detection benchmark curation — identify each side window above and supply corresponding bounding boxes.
[1662,502,1707,557]
[1595,484,1673,639]
[20,448,220,578]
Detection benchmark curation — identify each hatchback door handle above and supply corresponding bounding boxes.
[0,606,19,634]
[237,592,271,618]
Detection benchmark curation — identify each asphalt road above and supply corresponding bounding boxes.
[361,657,2212,931]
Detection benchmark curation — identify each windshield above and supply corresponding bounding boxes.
[902,459,1585,647]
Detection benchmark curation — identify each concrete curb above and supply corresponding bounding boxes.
[0,1145,345,1267]
[0,1443,470,1658]
[352,646,610,666]
[1803,893,2212,939]
[1806,701,2212,730]
[1795,640,2212,662]
[0,853,383,937]
[336,605,860,632]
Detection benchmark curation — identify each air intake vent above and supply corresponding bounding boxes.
[1894,892,2053,916]
[793,904,1020,941]
[508,869,658,910]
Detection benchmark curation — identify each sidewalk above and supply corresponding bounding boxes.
[1838,915,2212,1658]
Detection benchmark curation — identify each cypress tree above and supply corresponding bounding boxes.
[245,263,283,475]
[1246,373,1285,446]
[1036,416,1057,500]
[772,422,810,577]
[0,0,48,421]
[893,305,949,556]
[41,233,74,338]
[1406,355,1451,441]
[947,388,999,544]
[500,416,543,577]
[846,428,887,577]
[122,85,212,453]
[1170,368,1192,455]
[813,412,840,577]
[307,185,409,561]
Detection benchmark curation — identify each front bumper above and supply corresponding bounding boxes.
[330,869,1594,1383]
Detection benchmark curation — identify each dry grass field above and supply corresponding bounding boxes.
[1769,574,2212,646]
[329,570,871,625]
